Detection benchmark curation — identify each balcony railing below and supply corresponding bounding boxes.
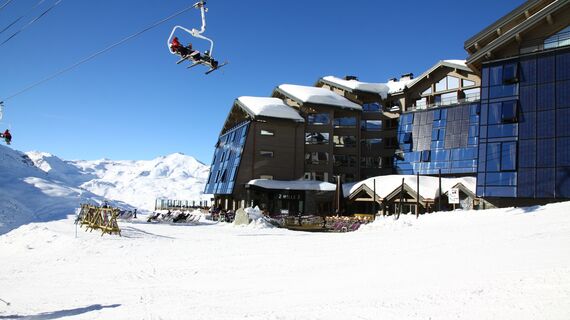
[411,92,480,111]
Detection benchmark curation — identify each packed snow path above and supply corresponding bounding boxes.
[1,203,570,319]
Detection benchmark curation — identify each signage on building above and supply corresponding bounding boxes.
[276,194,301,200]
[448,188,460,204]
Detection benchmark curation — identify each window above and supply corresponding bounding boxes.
[486,142,517,172]
[361,120,382,131]
[503,63,519,84]
[385,137,398,148]
[305,132,329,144]
[305,152,329,165]
[403,132,412,143]
[435,76,460,92]
[422,87,432,95]
[462,79,476,87]
[421,150,431,162]
[333,117,357,128]
[464,88,480,101]
[544,25,570,49]
[334,155,356,167]
[307,113,330,125]
[363,103,381,112]
[361,138,383,152]
[259,150,274,158]
[361,156,381,168]
[260,129,274,136]
[501,101,518,123]
[440,92,457,105]
[333,135,356,148]
[415,98,427,109]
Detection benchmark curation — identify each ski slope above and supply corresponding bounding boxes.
[1,202,569,319]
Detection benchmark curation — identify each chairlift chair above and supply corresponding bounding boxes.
[167,1,227,74]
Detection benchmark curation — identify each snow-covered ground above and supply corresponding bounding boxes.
[1,202,569,320]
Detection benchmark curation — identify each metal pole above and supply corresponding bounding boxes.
[438,169,442,212]
[373,178,376,216]
[397,177,404,220]
[416,172,420,219]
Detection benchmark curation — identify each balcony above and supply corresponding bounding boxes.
[411,92,481,111]
[520,30,570,54]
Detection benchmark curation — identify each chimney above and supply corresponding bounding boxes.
[388,77,398,82]
[344,75,358,81]
[400,73,414,82]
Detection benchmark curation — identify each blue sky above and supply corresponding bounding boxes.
[0,0,524,163]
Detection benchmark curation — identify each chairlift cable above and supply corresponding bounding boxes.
[0,0,62,47]
[0,4,196,104]
[0,0,46,35]
[0,0,14,12]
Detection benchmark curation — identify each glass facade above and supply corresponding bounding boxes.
[394,102,480,175]
[204,122,250,195]
[478,47,570,198]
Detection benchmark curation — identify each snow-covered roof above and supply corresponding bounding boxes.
[348,175,476,200]
[276,84,362,110]
[321,76,390,99]
[247,179,337,192]
[236,96,304,122]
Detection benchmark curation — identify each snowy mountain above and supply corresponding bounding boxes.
[0,145,210,234]
[26,151,211,211]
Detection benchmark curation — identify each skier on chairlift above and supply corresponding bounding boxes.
[170,37,201,61]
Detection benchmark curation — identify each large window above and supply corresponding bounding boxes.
[333,154,357,167]
[333,116,357,128]
[361,120,383,131]
[307,113,330,125]
[305,132,329,144]
[361,138,383,151]
[305,152,329,165]
[487,100,518,124]
[435,76,461,92]
[361,156,381,168]
[333,135,356,148]
[486,142,517,172]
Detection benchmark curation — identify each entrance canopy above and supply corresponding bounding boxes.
[246,179,336,191]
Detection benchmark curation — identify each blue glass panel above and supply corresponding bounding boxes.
[519,58,537,85]
[477,173,486,186]
[519,140,536,168]
[481,87,489,100]
[537,138,555,168]
[487,124,518,138]
[480,104,488,125]
[452,160,477,169]
[432,150,450,162]
[469,115,480,124]
[557,137,570,166]
[476,186,485,197]
[486,143,501,172]
[433,109,441,120]
[488,102,501,124]
[489,65,503,86]
[479,125,487,139]
[478,144,487,172]
[517,168,536,198]
[468,137,479,146]
[489,84,518,98]
[470,104,481,116]
[519,85,537,113]
[557,109,570,137]
[421,150,431,162]
[486,172,517,186]
[501,142,517,171]
[431,141,445,150]
[482,67,490,87]
[557,80,570,109]
[556,167,570,198]
[536,168,555,197]
[468,125,479,137]
[537,54,555,83]
[556,51,570,81]
[537,110,555,138]
[537,83,555,111]
[485,186,517,197]
[519,112,536,140]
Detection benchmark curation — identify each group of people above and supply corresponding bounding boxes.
[170,37,218,69]
[0,129,11,145]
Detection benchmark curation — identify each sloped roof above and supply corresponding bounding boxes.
[235,96,305,122]
[348,175,476,201]
[403,60,474,90]
[275,84,362,110]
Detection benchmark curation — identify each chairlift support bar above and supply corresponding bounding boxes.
[167,1,214,56]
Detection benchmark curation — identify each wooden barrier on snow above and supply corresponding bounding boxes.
[78,204,121,236]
